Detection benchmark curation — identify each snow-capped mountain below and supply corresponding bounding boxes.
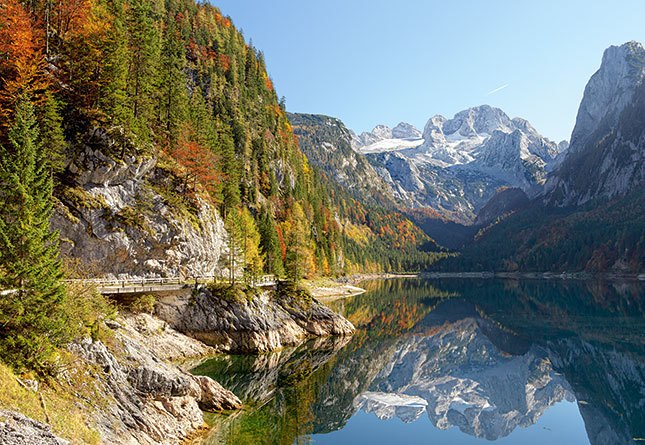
[354,105,566,221]
[351,122,424,153]
[544,41,645,206]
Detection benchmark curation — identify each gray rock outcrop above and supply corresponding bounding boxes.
[0,411,69,445]
[154,287,355,353]
[53,134,228,279]
[67,313,241,445]
[544,41,645,207]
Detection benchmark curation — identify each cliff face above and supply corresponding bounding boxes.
[544,42,645,207]
[52,133,228,279]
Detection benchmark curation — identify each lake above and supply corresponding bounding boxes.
[192,278,645,445]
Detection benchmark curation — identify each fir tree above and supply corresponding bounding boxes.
[37,93,67,174]
[0,98,69,372]
[284,202,314,282]
[258,207,284,276]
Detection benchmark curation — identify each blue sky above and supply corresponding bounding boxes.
[213,0,645,142]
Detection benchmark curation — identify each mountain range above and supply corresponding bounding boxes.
[290,41,645,273]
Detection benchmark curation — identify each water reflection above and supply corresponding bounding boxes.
[193,278,645,445]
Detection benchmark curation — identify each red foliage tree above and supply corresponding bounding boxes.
[171,127,221,198]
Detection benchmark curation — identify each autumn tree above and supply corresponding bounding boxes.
[171,127,220,197]
[0,0,49,130]
[283,202,315,282]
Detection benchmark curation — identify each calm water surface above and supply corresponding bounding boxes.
[192,278,645,445]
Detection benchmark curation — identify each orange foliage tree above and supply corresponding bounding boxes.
[170,127,220,197]
[0,0,49,127]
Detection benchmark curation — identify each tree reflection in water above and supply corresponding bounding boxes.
[193,278,645,445]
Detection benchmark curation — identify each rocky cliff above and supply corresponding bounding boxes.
[154,286,355,353]
[544,41,645,207]
[287,113,399,207]
[0,411,69,445]
[53,132,228,279]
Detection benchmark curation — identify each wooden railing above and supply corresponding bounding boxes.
[63,274,277,289]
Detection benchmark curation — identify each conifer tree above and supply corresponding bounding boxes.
[126,0,161,139]
[0,98,69,372]
[224,209,242,284]
[258,207,284,276]
[159,16,188,147]
[38,93,67,174]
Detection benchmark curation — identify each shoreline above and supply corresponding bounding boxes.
[335,273,419,285]
[307,281,366,302]
[306,273,421,302]
[422,271,645,281]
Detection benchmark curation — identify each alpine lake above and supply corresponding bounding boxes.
[192,278,645,445]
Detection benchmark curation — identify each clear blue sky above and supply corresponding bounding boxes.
[213,0,645,142]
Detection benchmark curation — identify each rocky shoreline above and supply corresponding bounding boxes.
[1,284,355,445]
[155,286,355,353]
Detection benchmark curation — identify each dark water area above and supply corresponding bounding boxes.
[192,278,645,444]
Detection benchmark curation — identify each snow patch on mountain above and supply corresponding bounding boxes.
[353,105,565,221]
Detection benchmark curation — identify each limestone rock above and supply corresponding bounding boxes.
[67,312,241,445]
[155,288,355,353]
[53,140,228,279]
[0,411,69,445]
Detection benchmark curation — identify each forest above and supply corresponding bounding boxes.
[0,0,443,372]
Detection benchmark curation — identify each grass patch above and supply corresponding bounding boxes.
[108,205,154,235]
[273,280,313,310]
[0,360,102,444]
[205,282,258,304]
[58,186,108,210]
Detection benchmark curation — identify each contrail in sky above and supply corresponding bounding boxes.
[486,83,509,95]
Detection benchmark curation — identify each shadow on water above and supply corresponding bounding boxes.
[192,278,645,445]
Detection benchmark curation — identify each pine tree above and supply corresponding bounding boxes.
[0,98,69,372]
[258,207,284,276]
[99,0,132,129]
[159,16,188,147]
[38,93,67,174]
[126,0,161,139]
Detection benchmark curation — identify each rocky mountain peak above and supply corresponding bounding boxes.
[371,124,393,139]
[392,122,422,139]
[443,105,514,137]
[568,41,645,152]
[544,41,645,207]
[421,115,448,145]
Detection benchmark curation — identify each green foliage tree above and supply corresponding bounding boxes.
[0,98,70,372]
[258,207,284,276]
[224,209,243,284]
[284,203,313,282]
[238,208,264,284]
[38,93,67,174]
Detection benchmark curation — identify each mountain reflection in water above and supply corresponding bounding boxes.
[192,278,645,445]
